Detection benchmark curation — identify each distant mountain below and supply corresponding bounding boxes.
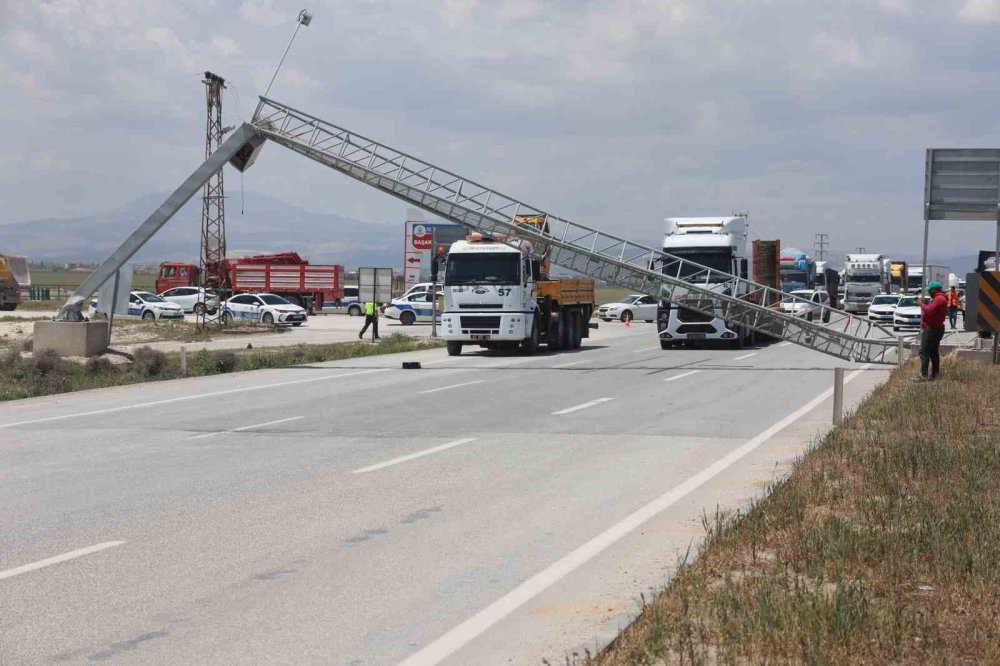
[0,192,404,268]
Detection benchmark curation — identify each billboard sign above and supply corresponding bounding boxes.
[403,220,464,291]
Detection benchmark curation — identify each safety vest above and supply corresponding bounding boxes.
[946,291,961,307]
[365,301,376,316]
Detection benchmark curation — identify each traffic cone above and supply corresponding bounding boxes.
[625,313,631,328]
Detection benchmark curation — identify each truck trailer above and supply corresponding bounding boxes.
[906,264,949,293]
[439,218,595,356]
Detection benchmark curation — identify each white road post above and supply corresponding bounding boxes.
[180,345,187,377]
[833,367,845,426]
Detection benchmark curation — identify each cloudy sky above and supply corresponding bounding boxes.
[3,0,1000,261]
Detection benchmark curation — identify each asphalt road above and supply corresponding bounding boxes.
[0,323,890,665]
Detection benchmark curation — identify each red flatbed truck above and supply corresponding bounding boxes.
[156,252,344,313]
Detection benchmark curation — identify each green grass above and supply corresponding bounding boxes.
[596,358,1000,665]
[0,333,441,402]
[595,286,635,306]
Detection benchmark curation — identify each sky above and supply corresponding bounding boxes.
[3,0,1000,262]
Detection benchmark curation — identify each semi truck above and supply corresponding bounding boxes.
[890,260,908,293]
[155,252,344,312]
[779,247,816,292]
[906,264,949,293]
[439,216,595,356]
[656,216,773,349]
[814,260,841,309]
[842,253,890,314]
[0,254,30,311]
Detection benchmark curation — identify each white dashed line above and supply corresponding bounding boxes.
[551,398,614,415]
[190,416,304,440]
[0,542,124,581]
[664,370,700,382]
[778,342,792,347]
[553,360,587,368]
[734,352,758,361]
[353,438,477,473]
[420,380,485,395]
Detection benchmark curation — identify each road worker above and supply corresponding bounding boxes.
[358,300,380,341]
[946,285,962,330]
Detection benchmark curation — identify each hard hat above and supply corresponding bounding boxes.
[927,281,943,291]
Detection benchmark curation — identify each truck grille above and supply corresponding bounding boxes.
[460,315,501,329]
[458,303,502,309]
[677,323,716,334]
[676,307,714,323]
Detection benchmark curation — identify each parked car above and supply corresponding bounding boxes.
[338,286,362,316]
[597,294,657,322]
[158,286,220,314]
[867,294,900,324]
[399,282,438,300]
[122,291,185,321]
[222,292,308,326]
[384,291,443,325]
[892,295,922,331]
[779,289,831,322]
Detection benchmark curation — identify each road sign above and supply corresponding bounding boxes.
[358,267,393,305]
[977,271,1000,334]
[925,149,1000,221]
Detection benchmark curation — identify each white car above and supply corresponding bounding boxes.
[867,294,900,323]
[126,291,185,321]
[399,282,438,300]
[222,293,308,326]
[779,289,831,322]
[158,286,220,314]
[893,295,922,331]
[384,291,443,325]
[597,294,657,322]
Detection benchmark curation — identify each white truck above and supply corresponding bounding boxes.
[657,216,753,349]
[906,264,949,293]
[842,254,890,314]
[439,225,595,356]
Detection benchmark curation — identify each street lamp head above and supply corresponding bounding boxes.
[298,9,312,26]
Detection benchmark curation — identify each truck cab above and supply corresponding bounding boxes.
[779,248,816,292]
[843,254,888,314]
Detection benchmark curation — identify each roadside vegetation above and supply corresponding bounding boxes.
[0,333,440,402]
[596,358,1000,665]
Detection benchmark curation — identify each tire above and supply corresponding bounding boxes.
[645,320,654,323]
[620,310,633,323]
[400,310,416,326]
[193,302,206,315]
[292,323,302,327]
[142,310,155,322]
[660,339,672,350]
[446,341,463,356]
[823,309,831,324]
[806,311,814,322]
[222,312,234,326]
[348,304,362,316]
[522,316,540,355]
[548,312,563,351]
[262,312,274,326]
[571,312,583,349]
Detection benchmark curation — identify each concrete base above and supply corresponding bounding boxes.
[33,321,109,357]
[954,348,998,365]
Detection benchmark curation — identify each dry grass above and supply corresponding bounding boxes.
[596,358,1000,665]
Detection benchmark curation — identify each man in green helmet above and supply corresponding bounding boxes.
[912,280,946,382]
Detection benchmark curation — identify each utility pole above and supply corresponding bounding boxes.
[199,71,226,329]
[813,233,829,262]
[856,247,866,253]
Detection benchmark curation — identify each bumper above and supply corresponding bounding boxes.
[277,313,307,324]
[868,313,893,322]
[658,319,737,341]
[157,310,185,320]
[894,319,920,329]
[440,312,529,341]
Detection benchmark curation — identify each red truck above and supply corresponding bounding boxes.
[156,252,344,313]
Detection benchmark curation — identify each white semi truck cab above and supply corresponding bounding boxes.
[843,253,888,314]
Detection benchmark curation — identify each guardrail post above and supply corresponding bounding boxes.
[180,345,187,377]
[897,336,905,367]
[833,367,845,425]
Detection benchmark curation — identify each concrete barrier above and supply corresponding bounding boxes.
[953,348,997,364]
[33,321,109,357]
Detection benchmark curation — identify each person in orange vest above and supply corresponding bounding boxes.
[945,285,962,330]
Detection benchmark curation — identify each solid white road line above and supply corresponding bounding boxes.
[419,380,485,395]
[551,397,614,415]
[0,542,124,581]
[734,352,758,361]
[0,369,388,430]
[664,370,700,382]
[189,416,304,440]
[553,360,587,368]
[352,438,477,474]
[631,345,662,353]
[778,342,793,347]
[399,365,872,666]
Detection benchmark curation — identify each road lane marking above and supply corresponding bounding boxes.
[400,365,872,666]
[734,352,758,361]
[419,380,485,395]
[0,542,124,581]
[551,397,614,415]
[778,342,792,347]
[190,416,304,440]
[554,360,587,368]
[664,370,700,382]
[352,438,477,474]
[0,369,388,430]
[631,345,661,353]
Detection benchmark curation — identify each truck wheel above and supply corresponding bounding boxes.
[620,310,632,323]
[262,312,275,326]
[522,318,540,355]
[400,311,416,326]
[571,312,583,349]
[348,304,362,316]
[548,314,563,351]
[222,312,234,326]
[142,310,156,322]
[446,341,463,356]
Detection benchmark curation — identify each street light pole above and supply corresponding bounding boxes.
[263,9,313,98]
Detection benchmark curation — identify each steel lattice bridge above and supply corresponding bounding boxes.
[58,98,900,364]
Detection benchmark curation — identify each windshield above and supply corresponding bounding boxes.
[260,294,291,305]
[662,249,732,283]
[846,274,880,283]
[445,253,520,285]
[781,269,808,284]
[617,296,639,304]
[782,291,813,303]
[137,292,164,303]
[872,296,898,305]
[897,297,918,307]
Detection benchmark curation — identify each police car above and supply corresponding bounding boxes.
[126,291,185,321]
[221,293,308,326]
[384,291,443,325]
